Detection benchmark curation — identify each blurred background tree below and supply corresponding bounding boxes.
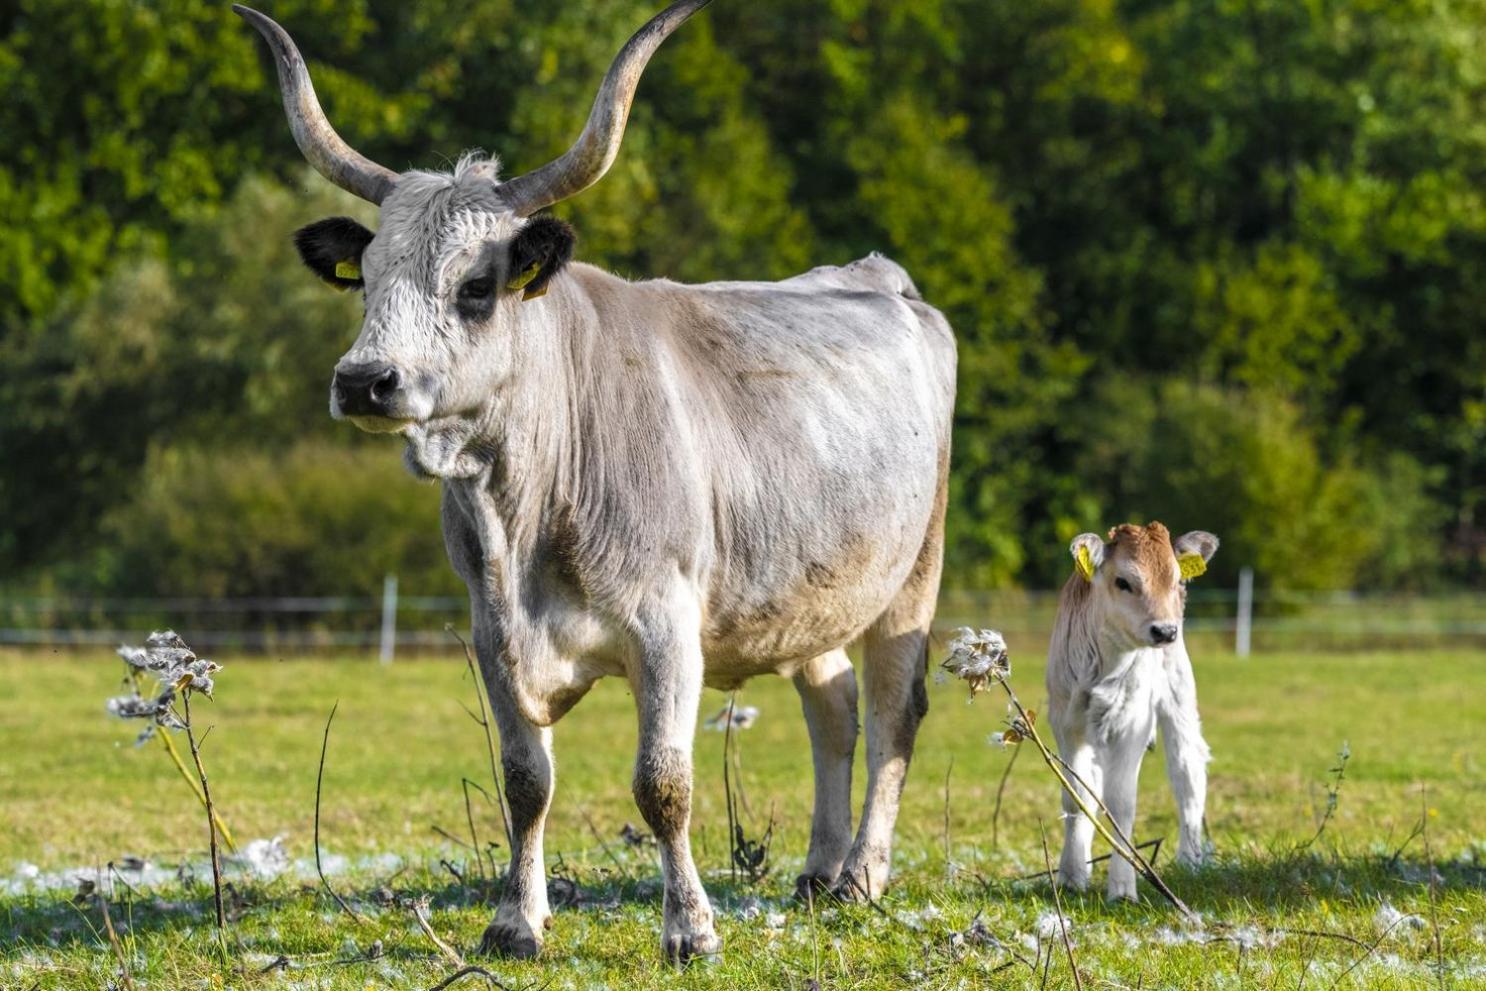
[2,0,1481,595]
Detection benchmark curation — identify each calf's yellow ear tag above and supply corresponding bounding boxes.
[1075,544,1095,582]
[508,262,545,299]
[334,260,361,281]
[1178,553,1207,580]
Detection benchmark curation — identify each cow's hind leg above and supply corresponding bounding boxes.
[792,647,858,898]
[833,525,942,902]
[478,679,554,958]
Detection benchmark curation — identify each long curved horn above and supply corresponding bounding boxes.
[498,0,713,217]
[233,4,398,205]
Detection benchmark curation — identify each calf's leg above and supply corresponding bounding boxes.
[1052,714,1099,891]
[1099,725,1151,902]
[631,599,719,965]
[792,648,858,897]
[1158,649,1211,866]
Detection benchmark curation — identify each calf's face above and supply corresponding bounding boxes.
[1069,523,1219,648]
[291,164,576,434]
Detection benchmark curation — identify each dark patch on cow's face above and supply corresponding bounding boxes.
[507,216,576,300]
[294,216,375,289]
[454,256,499,324]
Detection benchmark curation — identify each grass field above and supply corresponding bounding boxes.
[2,645,1483,989]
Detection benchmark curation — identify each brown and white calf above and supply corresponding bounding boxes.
[1045,522,1218,901]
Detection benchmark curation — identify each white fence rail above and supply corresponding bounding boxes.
[3,580,1483,655]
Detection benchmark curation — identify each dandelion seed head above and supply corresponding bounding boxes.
[703,704,759,731]
[107,632,222,736]
[1374,901,1426,935]
[940,627,1010,697]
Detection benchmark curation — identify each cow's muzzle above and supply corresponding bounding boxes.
[332,361,404,420]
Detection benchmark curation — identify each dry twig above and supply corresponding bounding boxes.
[315,701,367,925]
[409,897,465,969]
[990,741,1021,851]
[426,964,514,991]
[1040,823,1084,991]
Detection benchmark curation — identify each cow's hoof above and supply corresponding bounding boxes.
[829,868,881,904]
[478,922,542,959]
[794,873,835,905]
[1105,885,1140,905]
[662,928,722,967]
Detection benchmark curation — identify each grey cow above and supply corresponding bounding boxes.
[238,0,957,963]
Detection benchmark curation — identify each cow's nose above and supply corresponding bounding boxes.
[1150,623,1179,645]
[333,362,401,417]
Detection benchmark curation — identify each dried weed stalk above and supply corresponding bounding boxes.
[1298,740,1350,853]
[107,631,232,955]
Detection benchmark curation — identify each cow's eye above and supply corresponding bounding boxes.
[1114,577,1133,593]
[459,277,494,300]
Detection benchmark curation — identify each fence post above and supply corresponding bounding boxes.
[1235,566,1253,658]
[380,574,398,664]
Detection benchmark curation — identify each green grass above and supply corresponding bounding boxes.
[2,647,1483,989]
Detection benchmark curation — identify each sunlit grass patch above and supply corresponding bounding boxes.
[1,648,1483,988]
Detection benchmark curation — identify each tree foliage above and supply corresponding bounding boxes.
[3,0,1481,593]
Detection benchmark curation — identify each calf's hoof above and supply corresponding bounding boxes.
[662,928,722,967]
[1105,883,1140,904]
[1055,864,1090,892]
[478,921,542,959]
[1176,844,1207,869]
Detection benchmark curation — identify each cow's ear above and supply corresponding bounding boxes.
[1069,533,1106,583]
[1173,530,1219,580]
[507,216,576,301]
[294,217,375,290]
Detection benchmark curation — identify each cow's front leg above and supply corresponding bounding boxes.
[478,678,554,959]
[631,601,718,965]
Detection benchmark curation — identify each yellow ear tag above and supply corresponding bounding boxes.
[1075,544,1094,582]
[508,262,541,292]
[1178,553,1207,580]
[334,260,361,281]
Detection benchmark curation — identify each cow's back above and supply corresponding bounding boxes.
[651,256,956,679]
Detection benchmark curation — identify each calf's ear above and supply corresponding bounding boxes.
[293,217,375,290]
[1069,533,1106,582]
[1173,530,1220,580]
[507,216,576,301]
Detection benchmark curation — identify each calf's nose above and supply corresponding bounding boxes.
[333,362,401,417]
[1150,622,1179,645]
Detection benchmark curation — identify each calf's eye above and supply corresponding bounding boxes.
[1115,577,1133,593]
